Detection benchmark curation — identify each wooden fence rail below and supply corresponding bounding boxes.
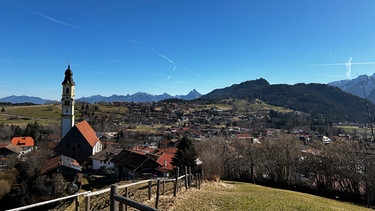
[6,167,204,211]
[6,191,91,211]
[109,169,204,211]
[110,184,159,211]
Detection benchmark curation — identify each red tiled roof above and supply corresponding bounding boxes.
[75,121,100,147]
[40,155,82,175]
[157,152,175,171]
[11,137,34,147]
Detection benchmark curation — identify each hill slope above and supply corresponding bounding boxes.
[201,79,375,123]
[172,181,371,211]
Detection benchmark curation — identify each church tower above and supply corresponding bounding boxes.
[61,65,75,138]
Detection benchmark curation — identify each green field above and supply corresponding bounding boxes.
[172,181,371,211]
[0,104,61,126]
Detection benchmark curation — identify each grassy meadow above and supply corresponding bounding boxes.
[171,181,371,211]
[0,104,61,126]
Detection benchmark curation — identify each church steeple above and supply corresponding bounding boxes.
[62,65,75,85]
[61,64,75,138]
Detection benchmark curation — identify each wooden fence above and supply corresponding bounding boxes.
[109,167,203,211]
[6,167,204,211]
[6,191,91,211]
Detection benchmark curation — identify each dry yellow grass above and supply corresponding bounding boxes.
[170,181,371,211]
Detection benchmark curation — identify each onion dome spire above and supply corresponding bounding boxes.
[62,64,75,85]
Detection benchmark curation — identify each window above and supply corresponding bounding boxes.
[66,87,70,94]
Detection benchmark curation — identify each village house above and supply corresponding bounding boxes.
[0,142,22,158]
[111,149,161,179]
[11,136,35,155]
[54,120,102,165]
[155,148,177,177]
[0,142,22,170]
[40,155,82,181]
[89,145,123,171]
[127,146,177,177]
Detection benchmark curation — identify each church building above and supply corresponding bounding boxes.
[55,65,102,164]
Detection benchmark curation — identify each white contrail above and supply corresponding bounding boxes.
[309,73,346,78]
[160,54,175,64]
[167,74,171,80]
[94,71,106,75]
[32,11,78,29]
[345,57,352,78]
[310,61,375,66]
[127,39,142,45]
[97,24,115,32]
[1,59,16,65]
[97,24,142,45]
[172,66,176,71]
[184,67,202,78]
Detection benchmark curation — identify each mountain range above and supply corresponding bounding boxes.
[328,74,375,104]
[0,89,202,105]
[78,89,202,103]
[2,75,375,123]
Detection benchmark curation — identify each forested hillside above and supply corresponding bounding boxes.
[201,79,374,123]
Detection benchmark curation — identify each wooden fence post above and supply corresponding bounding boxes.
[184,166,188,189]
[162,180,165,195]
[125,187,128,211]
[148,180,152,200]
[155,179,160,209]
[110,185,118,211]
[180,176,182,191]
[85,195,90,211]
[174,167,179,197]
[195,173,199,189]
[75,195,79,211]
[198,174,201,189]
[189,167,192,188]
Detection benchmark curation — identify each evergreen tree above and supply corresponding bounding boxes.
[172,136,198,171]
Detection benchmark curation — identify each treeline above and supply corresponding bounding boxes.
[197,134,375,208]
[0,102,38,106]
[0,121,58,142]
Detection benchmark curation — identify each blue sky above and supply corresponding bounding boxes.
[1,0,375,100]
